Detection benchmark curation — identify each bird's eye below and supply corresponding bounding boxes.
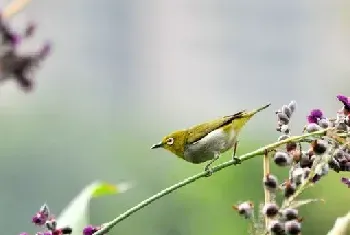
[166,138,174,145]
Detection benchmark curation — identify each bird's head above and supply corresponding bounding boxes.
[151,130,187,157]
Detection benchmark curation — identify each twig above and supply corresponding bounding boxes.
[2,0,32,19]
[93,129,330,235]
[263,150,270,233]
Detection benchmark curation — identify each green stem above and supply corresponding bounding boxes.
[94,129,329,235]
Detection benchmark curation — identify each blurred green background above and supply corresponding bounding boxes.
[1,0,350,235]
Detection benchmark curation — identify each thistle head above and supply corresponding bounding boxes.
[151,130,187,157]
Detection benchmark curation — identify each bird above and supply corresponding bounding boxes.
[151,103,271,174]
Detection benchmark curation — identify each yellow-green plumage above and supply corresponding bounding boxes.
[151,103,270,165]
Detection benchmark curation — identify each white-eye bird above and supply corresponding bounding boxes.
[151,103,271,174]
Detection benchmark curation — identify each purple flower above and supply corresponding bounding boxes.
[83,225,100,235]
[307,109,323,124]
[32,212,48,226]
[337,95,350,111]
[341,177,350,187]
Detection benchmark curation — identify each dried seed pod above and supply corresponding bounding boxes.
[302,167,311,179]
[263,203,279,218]
[268,220,285,235]
[328,158,340,173]
[285,220,301,235]
[305,123,321,133]
[274,152,292,167]
[232,201,254,219]
[264,174,278,191]
[282,105,292,118]
[311,140,328,155]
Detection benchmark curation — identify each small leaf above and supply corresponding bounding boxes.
[57,181,132,235]
[327,211,350,235]
[92,182,132,197]
[289,198,325,209]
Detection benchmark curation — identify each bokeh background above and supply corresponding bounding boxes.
[1,0,350,234]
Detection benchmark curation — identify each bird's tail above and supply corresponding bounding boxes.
[232,103,271,132]
[244,103,271,118]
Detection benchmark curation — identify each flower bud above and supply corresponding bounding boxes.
[274,152,292,167]
[302,167,311,178]
[281,208,299,221]
[59,228,73,235]
[83,225,100,235]
[305,123,321,132]
[318,118,329,129]
[264,174,278,191]
[277,113,290,125]
[280,125,290,134]
[232,201,254,219]
[46,219,57,231]
[336,123,348,132]
[282,105,292,118]
[341,177,350,187]
[263,203,279,218]
[328,158,341,173]
[311,140,327,155]
[299,152,313,168]
[285,220,301,235]
[268,220,285,235]
[278,135,290,141]
[284,181,296,198]
[286,142,298,152]
[288,100,297,113]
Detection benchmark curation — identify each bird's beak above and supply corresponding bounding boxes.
[151,142,163,149]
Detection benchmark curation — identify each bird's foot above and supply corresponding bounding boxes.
[232,156,242,165]
[204,165,213,177]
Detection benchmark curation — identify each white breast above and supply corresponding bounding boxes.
[184,128,237,164]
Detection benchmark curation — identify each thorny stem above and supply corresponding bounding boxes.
[93,129,330,235]
[263,150,271,233]
[2,0,32,18]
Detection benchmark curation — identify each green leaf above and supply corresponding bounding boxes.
[57,181,132,235]
[288,198,325,209]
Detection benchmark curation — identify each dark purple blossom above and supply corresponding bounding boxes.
[337,95,350,112]
[83,225,100,235]
[307,109,323,124]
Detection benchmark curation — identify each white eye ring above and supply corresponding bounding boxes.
[166,138,174,145]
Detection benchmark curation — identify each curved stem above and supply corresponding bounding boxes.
[94,129,329,235]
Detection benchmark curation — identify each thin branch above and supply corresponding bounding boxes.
[93,129,329,235]
[263,150,270,233]
[2,0,32,19]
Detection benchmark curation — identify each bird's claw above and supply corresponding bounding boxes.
[204,165,213,177]
[232,157,242,165]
